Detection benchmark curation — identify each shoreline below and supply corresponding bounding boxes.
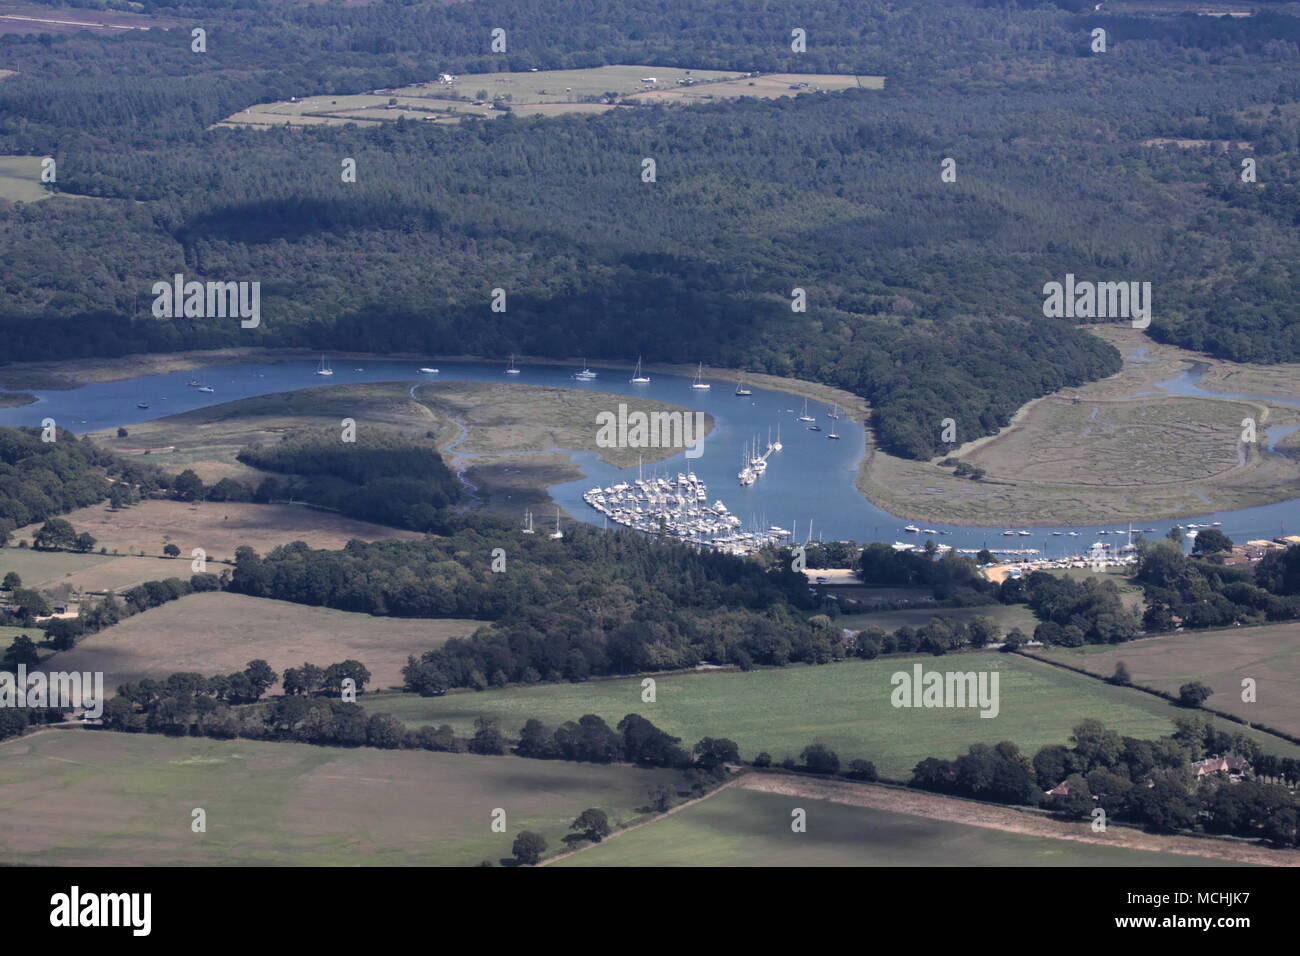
[5,339,1299,529]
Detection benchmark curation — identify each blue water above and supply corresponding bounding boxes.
[1,355,1296,551]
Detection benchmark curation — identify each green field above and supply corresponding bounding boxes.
[555,787,1236,867]
[836,603,1040,636]
[0,155,50,202]
[0,625,40,646]
[0,730,682,866]
[0,548,111,587]
[359,653,1300,780]
[1031,622,1300,738]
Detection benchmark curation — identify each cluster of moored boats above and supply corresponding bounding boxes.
[738,428,783,486]
[581,472,792,551]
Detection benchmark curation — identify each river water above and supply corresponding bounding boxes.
[1,355,1295,553]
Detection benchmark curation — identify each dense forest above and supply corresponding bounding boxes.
[0,1,1296,457]
[237,428,462,531]
[227,525,827,686]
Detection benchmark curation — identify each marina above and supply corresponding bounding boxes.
[582,469,791,553]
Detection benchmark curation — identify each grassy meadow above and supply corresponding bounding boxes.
[0,730,681,866]
[359,652,1300,780]
[555,786,1237,867]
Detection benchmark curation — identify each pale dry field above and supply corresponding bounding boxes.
[40,591,477,693]
[222,66,878,129]
[1032,622,1300,739]
[13,499,420,564]
[628,72,881,104]
[859,327,1300,525]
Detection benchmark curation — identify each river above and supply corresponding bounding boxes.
[0,355,1295,554]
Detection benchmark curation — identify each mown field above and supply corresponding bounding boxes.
[0,730,682,866]
[1030,623,1300,739]
[39,591,479,694]
[0,548,109,587]
[359,652,1300,780]
[555,786,1236,867]
[836,603,1039,636]
[0,155,48,201]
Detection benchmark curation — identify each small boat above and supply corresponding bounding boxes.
[1211,521,1222,527]
[186,379,201,388]
[506,354,521,375]
[807,424,822,432]
[735,375,752,397]
[136,402,150,409]
[904,525,920,533]
[630,357,650,384]
[1017,530,1031,536]
[1002,530,1016,536]
[574,359,597,381]
[1098,530,1109,535]
[691,362,711,390]
[1068,531,1081,537]
[1051,531,1063,536]
[419,367,440,374]
[315,355,334,376]
[198,385,215,393]
[922,528,937,535]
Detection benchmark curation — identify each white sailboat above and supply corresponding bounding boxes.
[574,359,597,381]
[797,398,815,423]
[506,354,521,375]
[315,355,334,376]
[521,510,535,534]
[197,375,215,393]
[827,403,840,419]
[691,362,711,390]
[631,357,651,384]
[827,421,840,439]
[735,375,752,396]
[771,424,783,452]
[549,509,564,539]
